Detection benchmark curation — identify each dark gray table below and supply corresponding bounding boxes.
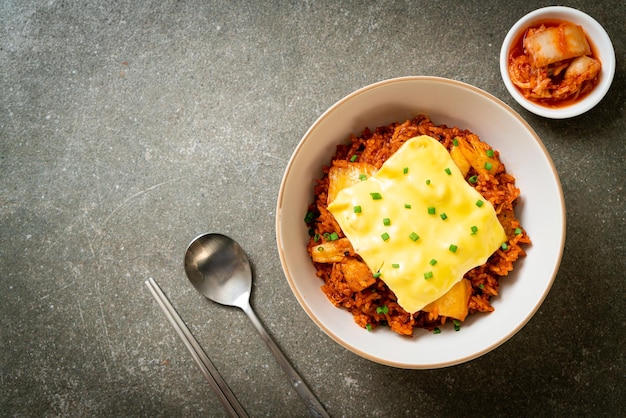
[1,1,624,416]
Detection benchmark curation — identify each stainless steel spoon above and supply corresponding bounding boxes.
[184,233,330,418]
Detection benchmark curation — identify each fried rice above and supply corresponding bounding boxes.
[305,115,531,336]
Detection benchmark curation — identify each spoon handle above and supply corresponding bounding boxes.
[242,303,330,418]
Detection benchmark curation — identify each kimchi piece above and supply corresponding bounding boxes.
[508,22,601,103]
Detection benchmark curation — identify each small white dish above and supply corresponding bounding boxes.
[500,6,615,119]
[276,76,566,369]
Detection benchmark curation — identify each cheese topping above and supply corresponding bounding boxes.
[327,135,506,313]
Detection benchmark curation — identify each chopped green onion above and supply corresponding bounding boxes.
[484,162,493,170]
[381,232,390,241]
[515,227,522,235]
[392,263,400,269]
[453,320,461,331]
[445,167,452,175]
[329,232,339,241]
[501,242,509,251]
[486,149,495,158]
[449,244,458,253]
[353,205,362,213]
[478,283,485,289]
[304,211,315,223]
[373,272,381,279]
[426,179,431,185]
[424,271,434,279]
[433,327,442,334]
[404,203,412,209]
[403,167,409,174]
[428,207,436,215]
[440,213,448,221]
[370,192,382,200]
[366,323,372,332]
[350,154,358,162]
[359,174,367,181]
[317,246,324,252]
[453,138,459,146]
[471,225,478,235]
[476,200,484,207]
[409,232,420,241]
[429,258,437,266]
[323,232,330,240]
[313,233,320,242]
[376,305,389,315]
[469,175,478,184]
[383,218,391,226]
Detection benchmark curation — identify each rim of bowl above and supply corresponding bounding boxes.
[276,76,566,368]
[499,6,616,119]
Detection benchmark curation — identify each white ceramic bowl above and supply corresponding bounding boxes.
[276,76,566,369]
[500,6,615,119]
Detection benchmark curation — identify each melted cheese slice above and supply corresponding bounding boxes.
[328,135,506,313]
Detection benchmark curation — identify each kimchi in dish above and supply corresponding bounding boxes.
[508,20,601,106]
[304,115,530,337]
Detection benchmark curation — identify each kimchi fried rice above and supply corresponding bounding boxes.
[304,115,530,337]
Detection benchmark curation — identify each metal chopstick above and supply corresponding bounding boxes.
[145,277,249,418]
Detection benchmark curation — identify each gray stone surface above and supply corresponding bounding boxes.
[1,0,624,417]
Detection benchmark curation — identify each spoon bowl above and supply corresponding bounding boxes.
[183,233,329,418]
[184,233,252,308]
